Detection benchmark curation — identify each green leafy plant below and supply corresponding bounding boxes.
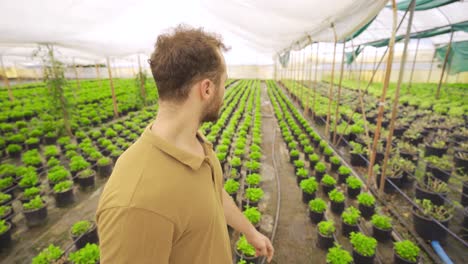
[338,166,351,175]
[350,142,367,155]
[425,155,452,171]
[230,157,242,167]
[315,162,327,173]
[0,219,8,234]
[318,220,335,236]
[24,186,41,199]
[0,192,11,203]
[236,235,255,257]
[246,173,262,186]
[350,232,377,257]
[97,157,111,166]
[341,206,361,225]
[71,220,92,236]
[329,189,345,203]
[394,240,420,263]
[357,193,375,207]
[243,206,261,225]
[53,180,73,193]
[7,144,22,154]
[68,243,100,264]
[309,198,326,213]
[44,145,59,158]
[296,167,308,178]
[245,188,264,202]
[290,149,300,158]
[0,205,11,217]
[0,176,14,190]
[321,174,336,186]
[371,214,392,230]
[326,243,353,264]
[47,166,70,184]
[415,199,453,221]
[22,149,43,167]
[324,147,333,156]
[294,159,305,169]
[300,177,318,194]
[23,195,45,210]
[32,244,64,264]
[245,160,261,171]
[0,164,16,177]
[330,156,341,165]
[18,168,39,188]
[70,156,91,173]
[224,179,240,194]
[47,157,60,168]
[309,153,320,163]
[346,176,362,189]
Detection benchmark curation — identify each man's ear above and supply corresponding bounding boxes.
[199,79,213,100]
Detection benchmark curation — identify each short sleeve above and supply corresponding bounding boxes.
[97,207,174,264]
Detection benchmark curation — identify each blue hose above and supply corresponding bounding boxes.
[431,241,454,264]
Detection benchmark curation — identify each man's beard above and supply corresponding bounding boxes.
[201,96,222,123]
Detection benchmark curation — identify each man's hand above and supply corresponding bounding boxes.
[245,229,274,263]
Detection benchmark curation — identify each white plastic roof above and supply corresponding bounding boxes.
[0,0,467,66]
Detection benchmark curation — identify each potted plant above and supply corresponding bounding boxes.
[243,206,262,230]
[314,162,327,181]
[0,164,15,178]
[235,235,258,264]
[0,219,12,248]
[71,220,99,249]
[300,177,318,204]
[370,214,392,242]
[323,147,334,162]
[329,189,345,214]
[68,243,100,264]
[349,142,367,167]
[25,137,40,150]
[394,240,420,264]
[337,166,352,184]
[53,180,74,207]
[425,155,452,183]
[245,173,262,188]
[350,232,377,264]
[309,153,320,168]
[357,193,375,219]
[341,206,360,237]
[76,169,96,189]
[317,220,335,250]
[245,160,261,174]
[6,144,22,158]
[321,174,337,195]
[32,244,64,264]
[22,195,48,227]
[230,156,242,169]
[290,149,300,163]
[415,176,448,206]
[0,205,13,222]
[326,243,353,264]
[44,145,60,159]
[296,167,309,185]
[70,156,91,178]
[425,139,448,157]
[47,166,71,187]
[346,176,362,199]
[224,179,240,201]
[97,157,113,178]
[454,152,468,173]
[243,188,264,209]
[20,186,43,203]
[308,198,326,224]
[0,192,12,207]
[0,176,14,197]
[330,156,341,172]
[397,141,418,161]
[412,199,453,243]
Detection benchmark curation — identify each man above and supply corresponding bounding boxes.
[96,25,274,263]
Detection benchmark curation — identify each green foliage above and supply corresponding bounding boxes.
[22,149,43,167]
[70,156,90,172]
[245,160,261,171]
[425,155,452,171]
[26,137,40,145]
[415,199,453,221]
[324,147,333,156]
[71,220,92,236]
[318,220,335,236]
[0,192,11,203]
[326,244,353,264]
[321,174,336,186]
[371,214,392,230]
[236,235,256,257]
[249,151,262,161]
[294,159,305,169]
[47,166,70,184]
[290,149,300,157]
[97,157,111,166]
[350,232,377,257]
[18,168,39,188]
[243,206,261,225]
[338,166,351,175]
[330,156,341,165]
[0,164,16,177]
[224,179,240,194]
[0,176,14,189]
[350,142,366,155]
[329,189,345,203]
[315,162,327,173]
[7,144,22,154]
[68,243,100,264]
[245,188,264,202]
[23,195,45,210]
[304,145,314,154]
[53,180,73,193]
[357,193,375,206]
[246,173,262,186]
[296,167,308,178]
[346,176,362,189]
[394,240,420,262]
[32,244,64,264]
[47,157,60,168]
[309,153,319,163]
[308,198,326,213]
[0,205,11,217]
[300,177,318,194]
[217,152,227,162]
[44,145,59,158]
[24,187,41,198]
[0,219,8,234]
[230,157,242,167]
[341,206,361,225]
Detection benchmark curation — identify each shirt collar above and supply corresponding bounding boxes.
[141,123,212,171]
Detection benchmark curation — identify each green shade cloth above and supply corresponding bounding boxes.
[366,35,405,47]
[343,16,377,42]
[390,0,458,11]
[345,45,363,65]
[435,41,468,75]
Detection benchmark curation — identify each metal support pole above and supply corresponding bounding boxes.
[436,30,454,99]
[325,24,338,137]
[408,38,420,91]
[106,57,119,118]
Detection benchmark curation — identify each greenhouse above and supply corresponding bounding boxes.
[0,0,467,263]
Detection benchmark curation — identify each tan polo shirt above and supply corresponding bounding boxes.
[96,124,232,264]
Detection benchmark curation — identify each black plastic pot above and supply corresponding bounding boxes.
[330,201,345,214]
[372,225,392,242]
[415,183,447,206]
[394,252,418,264]
[412,209,451,243]
[44,136,57,145]
[399,151,416,162]
[463,207,468,234]
[0,222,12,248]
[97,163,113,178]
[462,182,468,207]
[309,210,324,224]
[425,144,448,158]
[393,127,407,137]
[302,191,316,204]
[0,207,14,224]
[315,171,325,182]
[359,204,375,220]
[341,221,359,238]
[331,163,340,172]
[317,231,334,250]
[352,250,375,264]
[350,153,367,167]
[376,174,403,194]
[23,202,48,227]
[72,223,99,250]
[425,164,451,183]
[241,199,259,210]
[289,155,299,163]
[347,186,361,199]
[321,184,335,196]
[26,142,39,150]
[235,248,260,264]
[296,176,307,186]
[454,154,468,173]
[9,151,21,159]
[54,188,75,207]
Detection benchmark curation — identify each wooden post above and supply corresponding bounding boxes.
[95,62,102,88]
[300,47,307,104]
[408,38,420,91]
[333,42,346,145]
[436,30,454,99]
[73,58,81,89]
[379,0,416,194]
[0,56,14,101]
[427,51,436,83]
[366,0,398,190]
[137,54,147,105]
[106,57,119,118]
[312,42,320,117]
[305,39,314,115]
[325,24,338,137]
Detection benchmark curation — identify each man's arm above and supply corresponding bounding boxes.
[222,189,274,262]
